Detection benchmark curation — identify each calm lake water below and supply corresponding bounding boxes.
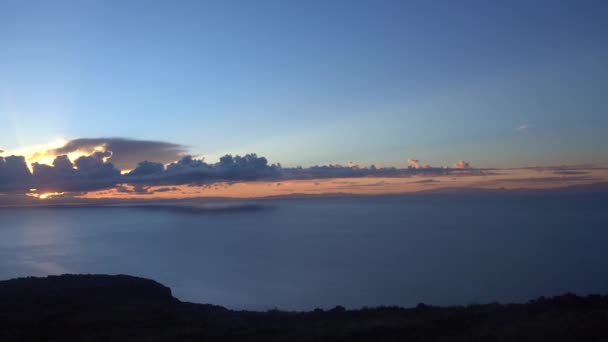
[1,194,607,310]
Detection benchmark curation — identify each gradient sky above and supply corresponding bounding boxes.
[1,0,607,168]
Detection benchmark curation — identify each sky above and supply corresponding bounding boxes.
[1,0,608,201]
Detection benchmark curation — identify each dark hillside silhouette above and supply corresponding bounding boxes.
[1,274,608,341]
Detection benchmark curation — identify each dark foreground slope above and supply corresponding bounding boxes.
[1,275,608,341]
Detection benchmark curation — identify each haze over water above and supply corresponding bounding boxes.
[1,193,607,310]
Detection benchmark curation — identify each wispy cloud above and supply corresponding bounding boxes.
[516,123,533,132]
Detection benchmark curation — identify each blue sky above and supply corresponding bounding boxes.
[1,0,607,168]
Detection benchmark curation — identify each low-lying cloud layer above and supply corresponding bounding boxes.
[1,153,282,193]
[126,154,281,187]
[1,138,481,195]
[6,136,605,201]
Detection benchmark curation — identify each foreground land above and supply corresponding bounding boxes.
[1,274,608,341]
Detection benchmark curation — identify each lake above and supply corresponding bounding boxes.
[1,193,607,310]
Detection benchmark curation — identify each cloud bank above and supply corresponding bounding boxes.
[125,154,281,186]
[0,148,482,195]
[1,151,284,193]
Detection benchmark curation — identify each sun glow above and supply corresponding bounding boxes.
[8,139,111,172]
[9,138,67,171]
[26,192,65,200]
[39,192,65,199]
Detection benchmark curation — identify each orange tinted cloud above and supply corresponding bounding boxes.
[79,167,608,200]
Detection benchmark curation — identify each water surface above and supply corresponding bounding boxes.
[1,194,607,310]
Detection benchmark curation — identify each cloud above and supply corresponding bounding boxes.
[347,161,366,169]
[1,152,280,194]
[32,152,121,192]
[280,160,478,179]
[154,187,178,193]
[452,160,472,169]
[127,161,165,177]
[16,153,281,193]
[43,138,187,170]
[282,165,412,179]
[116,184,152,194]
[1,146,485,196]
[124,154,281,187]
[0,156,33,192]
[407,159,421,168]
[117,185,178,195]
[517,123,533,132]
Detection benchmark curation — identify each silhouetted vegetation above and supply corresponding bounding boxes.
[1,274,608,341]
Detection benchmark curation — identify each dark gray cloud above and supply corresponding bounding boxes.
[279,163,477,179]
[281,165,405,179]
[154,187,178,193]
[44,138,187,170]
[0,156,32,192]
[127,161,165,177]
[116,184,151,194]
[125,154,281,186]
[0,153,281,193]
[32,151,121,192]
[116,185,179,195]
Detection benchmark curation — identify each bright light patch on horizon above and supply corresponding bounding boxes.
[26,192,66,200]
[8,138,67,170]
[7,139,111,171]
